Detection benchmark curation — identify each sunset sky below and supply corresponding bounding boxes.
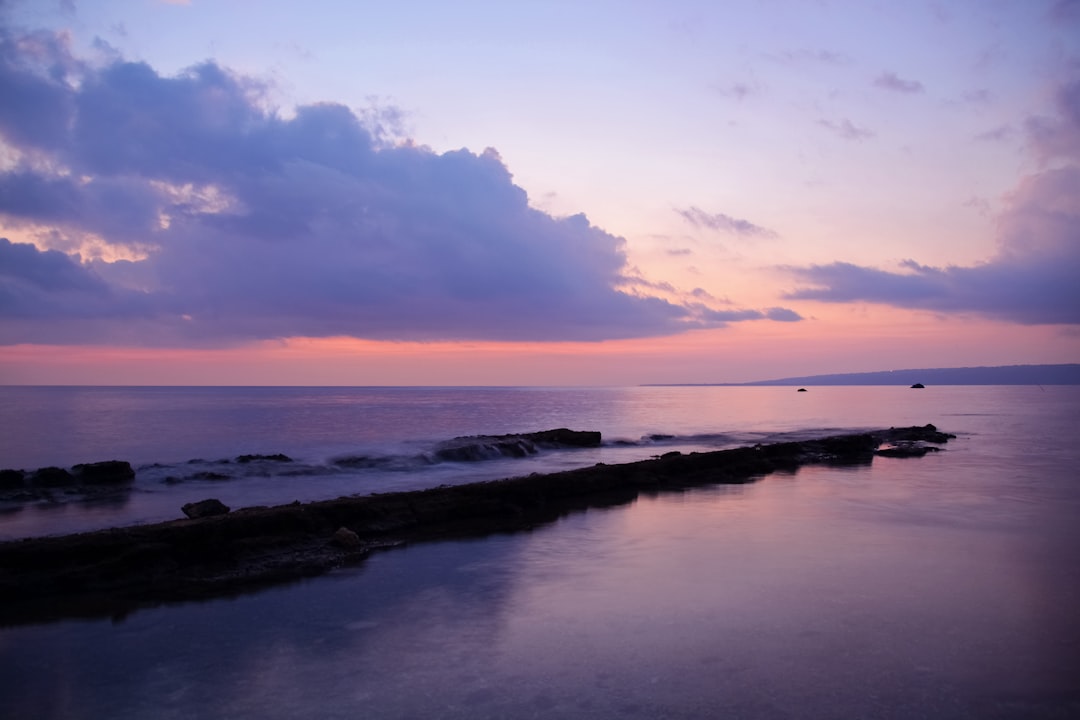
[1,0,1078,385]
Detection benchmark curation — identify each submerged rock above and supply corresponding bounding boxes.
[191,471,230,481]
[236,453,293,463]
[910,383,925,389]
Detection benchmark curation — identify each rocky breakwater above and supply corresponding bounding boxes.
[0,425,952,625]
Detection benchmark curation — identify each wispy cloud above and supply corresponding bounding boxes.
[783,72,1080,326]
[818,118,874,141]
[715,81,758,101]
[1025,76,1080,163]
[0,27,799,345]
[697,305,803,324]
[962,88,993,105]
[770,49,850,66]
[975,124,1015,143]
[874,71,924,94]
[675,206,778,239]
[962,196,992,216]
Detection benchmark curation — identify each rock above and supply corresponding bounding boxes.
[797,388,807,392]
[524,428,602,447]
[910,383,925,388]
[883,424,955,444]
[877,442,941,458]
[331,526,362,549]
[192,471,230,481]
[434,437,537,462]
[236,453,292,463]
[72,460,135,485]
[181,498,230,519]
[29,466,74,487]
[0,469,25,489]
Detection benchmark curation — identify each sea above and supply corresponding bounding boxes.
[1,384,1078,719]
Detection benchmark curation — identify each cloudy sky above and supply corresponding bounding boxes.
[1,0,1078,385]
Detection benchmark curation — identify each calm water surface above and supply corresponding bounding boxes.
[1,386,1078,718]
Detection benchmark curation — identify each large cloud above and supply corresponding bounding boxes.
[0,26,798,346]
[785,72,1080,326]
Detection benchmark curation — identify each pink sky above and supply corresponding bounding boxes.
[1,1,1078,385]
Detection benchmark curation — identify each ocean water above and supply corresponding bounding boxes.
[0,384,1011,540]
[1,385,1079,718]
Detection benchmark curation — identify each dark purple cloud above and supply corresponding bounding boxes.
[1049,0,1080,22]
[676,206,777,239]
[784,165,1080,324]
[0,26,800,345]
[874,71,924,94]
[0,28,80,151]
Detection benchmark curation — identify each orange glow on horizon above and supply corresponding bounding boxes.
[1,306,1077,387]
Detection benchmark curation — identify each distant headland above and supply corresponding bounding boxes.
[648,364,1080,387]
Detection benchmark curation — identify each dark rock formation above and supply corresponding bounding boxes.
[910,383,925,388]
[875,424,954,458]
[434,436,537,462]
[72,461,135,485]
[192,471,231,481]
[28,467,74,488]
[797,388,807,392]
[181,498,230,519]
[432,428,602,462]
[0,469,24,489]
[236,454,293,463]
[877,443,941,458]
[522,428,602,447]
[884,423,954,444]
[0,425,951,626]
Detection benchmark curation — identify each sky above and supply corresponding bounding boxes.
[1,0,1078,385]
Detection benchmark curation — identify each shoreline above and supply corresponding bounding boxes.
[0,425,953,626]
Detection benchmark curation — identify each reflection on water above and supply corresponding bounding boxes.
[2,387,1079,718]
[4,436,1079,718]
